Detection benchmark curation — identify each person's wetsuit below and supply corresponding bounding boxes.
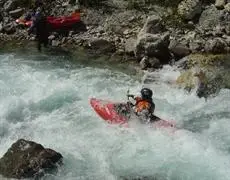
[28,10,49,51]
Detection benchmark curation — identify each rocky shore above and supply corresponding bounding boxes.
[0,0,230,93]
[0,1,230,179]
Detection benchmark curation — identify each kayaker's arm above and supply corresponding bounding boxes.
[127,94,135,99]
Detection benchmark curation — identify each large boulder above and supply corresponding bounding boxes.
[215,0,226,9]
[177,0,202,20]
[204,38,229,54]
[0,139,63,179]
[199,5,230,32]
[88,38,116,54]
[169,42,191,60]
[176,54,230,98]
[135,15,171,64]
[135,32,171,64]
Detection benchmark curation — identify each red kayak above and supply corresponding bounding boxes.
[47,15,80,29]
[16,14,80,29]
[90,98,176,129]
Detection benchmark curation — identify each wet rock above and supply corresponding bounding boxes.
[52,40,61,47]
[0,139,63,179]
[88,38,116,53]
[140,56,161,70]
[177,0,202,20]
[176,54,230,97]
[48,34,56,40]
[169,42,191,60]
[9,8,24,18]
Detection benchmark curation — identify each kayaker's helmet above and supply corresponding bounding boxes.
[141,88,153,99]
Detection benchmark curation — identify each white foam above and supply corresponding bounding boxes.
[0,54,230,180]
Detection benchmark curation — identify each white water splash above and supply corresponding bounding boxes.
[0,53,230,180]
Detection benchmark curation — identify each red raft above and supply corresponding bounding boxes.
[16,14,81,29]
[90,98,176,130]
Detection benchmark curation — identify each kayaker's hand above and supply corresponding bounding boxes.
[127,94,135,99]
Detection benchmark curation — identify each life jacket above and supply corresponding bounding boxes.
[134,97,154,113]
[71,12,81,18]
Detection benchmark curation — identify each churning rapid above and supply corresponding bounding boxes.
[0,50,230,180]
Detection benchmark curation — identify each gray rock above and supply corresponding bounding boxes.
[2,22,15,34]
[177,0,202,20]
[135,32,171,64]
[199,5,228,31]
[204,38,228,53]
[0,0,6,6]
[148,57,161,68]
[140,56,149,69]
[52,40,60,47]
[88,38,116,53]
[215,0,226,9]
[225,3,230,12]
[140,15,165,34]
[9,8,24,18]
[0,139,62,179]
[140,56,161,70]
[48,35,56,40]
[189,40,204,52]
[124,37,136,55]
[4,0,17,11]
[104,10,143,35]
[0,23,2,32]
[169,43,191,60]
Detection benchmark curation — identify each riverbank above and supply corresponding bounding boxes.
[0,0,230,97]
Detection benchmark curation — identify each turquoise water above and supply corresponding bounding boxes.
[0,50,230,180]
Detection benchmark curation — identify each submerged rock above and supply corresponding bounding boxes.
[176,53,230,98]
[0,139,63,179]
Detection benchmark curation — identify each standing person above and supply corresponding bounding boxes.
[28,7,49,51]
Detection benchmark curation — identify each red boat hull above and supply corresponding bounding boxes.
[90,98,176,129]
[47,15,80,29]
[16,15,80,29]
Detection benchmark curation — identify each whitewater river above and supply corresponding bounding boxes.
[0,49,230,180]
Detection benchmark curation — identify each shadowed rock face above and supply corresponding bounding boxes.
[0,139,63,179]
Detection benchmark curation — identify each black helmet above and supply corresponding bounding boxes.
[141,88,153,99]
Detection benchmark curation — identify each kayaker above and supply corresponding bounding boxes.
[127,88,157,123]
[28,7,49,51]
